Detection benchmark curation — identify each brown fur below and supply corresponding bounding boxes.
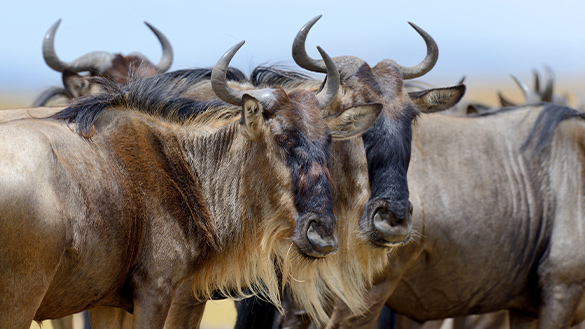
[280,105,585,328]
[0,77,356,328]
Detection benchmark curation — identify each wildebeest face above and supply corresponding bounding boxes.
[239,89,381,257]
[292,15,465,247]
[215,40,381,257]
[37,19,173,105]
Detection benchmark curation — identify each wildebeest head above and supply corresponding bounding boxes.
[213,41,382,258]
[498,67,570,107]
[38,19,173,103]
[292,16,465,247]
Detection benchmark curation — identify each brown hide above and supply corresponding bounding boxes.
[315,105,585,328]
[0,105,318,328]
[272,104,585,329]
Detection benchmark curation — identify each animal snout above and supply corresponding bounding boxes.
[291,212,338,258]
[367,201,413,246]
[306,220,338,255]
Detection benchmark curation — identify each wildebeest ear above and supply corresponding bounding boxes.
[326,103,383,140]
[62,69,90,98]
[408,84,466,113]
[240,94,265,140]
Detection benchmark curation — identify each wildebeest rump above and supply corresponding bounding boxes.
[0,42,381,329]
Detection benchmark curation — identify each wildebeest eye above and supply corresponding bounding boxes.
[275,134,288,145]
[275,134,295,148]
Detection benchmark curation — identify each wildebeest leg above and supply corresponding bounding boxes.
[452,311,509,329]
[131,283,176,329]
[537,283,584,329]
[0,213,65,329]
[163,280,206,329]
[508,310,537,329]
[325,278,395,329]
[51,315,75,329]
[394,315,443,329]
[89,306,125,329]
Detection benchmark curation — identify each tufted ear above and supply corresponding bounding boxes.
[239,94,265,141]
[408,84,466,113]
[326,103,382,140]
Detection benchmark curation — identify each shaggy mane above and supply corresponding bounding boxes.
[251,65,318,89]
[465,102,550,118]
[51,68,246,136]
[521,103,585,155]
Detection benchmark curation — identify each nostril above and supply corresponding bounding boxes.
[373,208,404,227]
[367,202,412,246]
[307,221,337,253]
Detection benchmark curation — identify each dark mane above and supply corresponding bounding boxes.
[251,65,316,89]
[468,104,540,117]
[521,103,585,156]
[51,69,234,136]
[165,67,248,83]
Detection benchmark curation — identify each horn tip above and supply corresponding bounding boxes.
[143,21,158,33]
[50,19,62,30]
[315,46,331,60]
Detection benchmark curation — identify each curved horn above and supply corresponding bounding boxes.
[576,90,585,112]
[497,91,517,107]
[532,69,541,95]
[390,22,439,80]
[292,17,438,80]
[42,19,115,73]
[212,41,248,106]
[144,22,173,72]
[292,15,327,73]
[541,65,554,102]
[42,19,68,72]
[511,74,540,104]
[315,46,340,109]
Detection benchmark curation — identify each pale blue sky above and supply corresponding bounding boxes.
[1,0,584,102]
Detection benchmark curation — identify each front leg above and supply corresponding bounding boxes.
[164,280,207,329]
[132,280,176,329]
[537,283,584,329]
[89,306,126,329]
[509,310,537,329]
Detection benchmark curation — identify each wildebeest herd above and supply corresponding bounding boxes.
[1,14,585,329]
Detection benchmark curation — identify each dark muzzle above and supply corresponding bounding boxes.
[292,212,338,258]
[361,199,413,247]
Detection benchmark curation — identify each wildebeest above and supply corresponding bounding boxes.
[20,14,458,327]
[0,41,382,329]
[33,19,174,106]
[84,15,465,329]
[222,15,467,329]
[273,103,585,329]
[498,66,569,107]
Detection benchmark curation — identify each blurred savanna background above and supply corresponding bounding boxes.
[1,0,583,328]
